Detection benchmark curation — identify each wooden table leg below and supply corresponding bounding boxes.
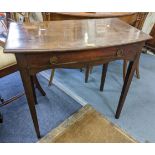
[115,56,139,119]
[123,59,140,80]
[19,69,41,138]
[31,76,38,105]
[100,63,108,91]
[85,65,90,83]
[123,60,127,81]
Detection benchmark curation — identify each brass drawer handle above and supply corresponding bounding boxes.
[116,49,124,57]
[50,56,58,64]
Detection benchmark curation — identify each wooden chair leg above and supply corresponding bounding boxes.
[123,60,140,80]
[100,63,108,91]
[0,95,4,103]
[33,74,46,96]
[123,60,127,81]
[135,59,140,79]
[89,66,93,74]
[85,65,90,83]
[49,69,55,86]
[0,92,25,107]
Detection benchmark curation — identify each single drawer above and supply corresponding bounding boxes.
[25,43,140,69]
[48,44,138,66]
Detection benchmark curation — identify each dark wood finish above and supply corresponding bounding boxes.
[85,65,90,83]
[16,63,41,138]
[123,13,148,80]
[0,13,46,124]
[48,12,147,30]
[115,53,141,118]
[43,12,140,84]
[31,75,38,105]
[33,75,46,96]
[46,12,146,82]
[100,64,108,91]
[123,57,140,80]
[0,92,25,107]
[5,19,151,53]
[135,59,140,79]
[44,12,138,25]
[123,60,128,80]
[85,66,93,83]
[134,13,148,30]
[4,18,151,138]
[48,69,55,86]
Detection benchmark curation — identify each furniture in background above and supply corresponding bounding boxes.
[0,46,24,123]
[44,12,148,85]
[41,13,55,86]
[123,12,148,80]
[0,13,23,123]
[42,12,138,23]
[145,23,155,53]
[4,18,151,138]
[0,13,46,123]
[7,12,30,23]
[134,13,148,30]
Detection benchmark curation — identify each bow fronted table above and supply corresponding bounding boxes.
[4,18,151,138]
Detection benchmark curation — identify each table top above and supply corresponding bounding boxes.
[53,12,136,18]
[4,18,151,53]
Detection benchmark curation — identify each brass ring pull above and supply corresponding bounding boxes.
[50,56,58,64]
[116,49,124,57]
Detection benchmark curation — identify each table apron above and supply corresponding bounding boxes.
[15,42,144,75]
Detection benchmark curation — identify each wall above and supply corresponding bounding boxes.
[142,12,155,34]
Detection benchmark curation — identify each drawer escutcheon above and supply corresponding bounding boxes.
[50,56,58,64]
[116,48,124,57]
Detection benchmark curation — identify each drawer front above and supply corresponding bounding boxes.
[26,43,140,70]
[49,46,136,66]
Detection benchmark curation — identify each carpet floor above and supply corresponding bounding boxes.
[0,72,82,143]
[44,53,155,143]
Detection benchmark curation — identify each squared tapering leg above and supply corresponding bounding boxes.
[123,60,127,81]
[19,69,41,138]
[31,75,38,105]
[135,59,140,79]
[115,55,140,119]
[100,63,108,91]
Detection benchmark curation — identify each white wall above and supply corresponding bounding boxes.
[142,12,155,34]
